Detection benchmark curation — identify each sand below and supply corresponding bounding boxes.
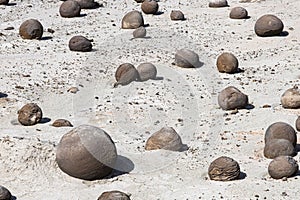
[0,0,300,199]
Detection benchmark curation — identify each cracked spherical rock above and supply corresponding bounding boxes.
[216,52,239,73]
[264,139,296,159]
[174,49,201,68]
[56,125,117,180]
[208,156,240,181]
[69,35,92,52]
[170,10,185,20]
[254,14,284,37]
[281,87,300,109]
[137,62,157,81]
[98,191,131,200]
[19,19,43,40]
[209,0,228,8]
[121,11,144,29]
[218,86,248,110]
[268,156,298,179]
[114,63,139,87]
[229,7,248,19]
[0,185,11,200]
[18,103,43,126]
[141,0,159,14]
[59,0,81,18]
[145,127,184,151]
[265,122,297,147]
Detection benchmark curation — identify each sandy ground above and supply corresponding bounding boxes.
[0,0,300,199]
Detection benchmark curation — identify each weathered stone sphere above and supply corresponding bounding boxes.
[296,116,300,131]
[52,119,73,127]
[19,19,43,40]
[265,122,297,147]
[137,62,157,81]
[56,125,117,180]
[218,86,248,110]
[141,0,159,15]
[264,139,296,159]
[121,11,144,29]
[254,14,284,37]
[0,0,9,5]
[62,0,100,9]
[268,156,298,179]
[229,7,248,19]
[208,156,240,181]
[18,103,43,126]
[98,191,131,200]
[0,185,11,200]
[59,0,81,18]
[281,87,300,109]
[216,52,239,73]
[175,49,201,68]
[133,26,146,38]
[209,0,228,8]
[69,35,92,52]
[114,63,139,87]
[145,127,184,151]
[170,10,185,20]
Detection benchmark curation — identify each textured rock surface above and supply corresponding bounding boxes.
[18,103,43,126]
[19,19,43,39]
[281,87,300,109]
[121,11,144,29]
[216,52,239,73]
[265,122,297,147]
[208,156,240,181]
[59,0,81,18]
[268,156,298,179]
[264,139,295,159]
[218,86,248,110]
[69,35,92,52]
[175,49,201,68]
[98,191,131,200]
[254,14,284,37]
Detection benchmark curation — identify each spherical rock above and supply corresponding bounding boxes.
[0,0,9,5]
[52,119,73,127]
[141,0,159,15]
[59,0,81,18]
[268,156,298,179]
[19,19,43,40]
[62,0,100,9]
[209,0,228,8]
[137,62,157,81]
[170,10,185,20]
[0,185,11,200]
[69,35,92,52]
[218,86,248,110]
[265,122,297,147]
[56,125,117,180]
[145,127,184,151]
[295,116,300,131]
[281,87,300,109]
[18,103,43,126]
[229,7,248,19]
[216,52,239,73]
[133,26,146,38]
[254,14,284,37]
[114,63,139,87]
[98,191,131,200]
[208,156,240,181]
[175,49,200,68]
[121,11,144,29]
[264,139,296,159]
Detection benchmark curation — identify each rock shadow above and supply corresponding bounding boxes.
[0,92,8,98]
[39,117,51,124]
[105,155,134,178]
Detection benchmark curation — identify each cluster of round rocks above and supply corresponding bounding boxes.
[1,0,297,198]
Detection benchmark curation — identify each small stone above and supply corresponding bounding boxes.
[268,156,298,179]
[67,87,79,93]
[69,36,92,52]
[170,10,185,20]
[133,26,146,38]
[52,119,73,127]
[229,7,248,19]
[18,103,43,126]
[98,191,131,200]
[208,156,240,181]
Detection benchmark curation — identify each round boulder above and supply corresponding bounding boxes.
[229,7,248,19]
[18,103,43,126]
[216,52,239,73]
[69,35,93,52]
[19,19,43,40]
[0,185,11,200]
[59,0,81,18]
[56,125,117,180]
[268,156,298,179]
[218,86,248,110]
[133,26,147,38]
[121,11,144,29]
[174,49,201,68]
[170,10,185,21]
[98,191,131,200]
[254,14,284,37]
[264,139,295,159]
[209,0,228,8]
[52,119,73,127]
[281,87,300,109]
[265,122,297,147]
[114,63,139,87]
[141,0,159,15]
[137,62,157,81]
[208,156,240,181]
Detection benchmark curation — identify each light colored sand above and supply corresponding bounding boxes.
[0,0,300,199]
